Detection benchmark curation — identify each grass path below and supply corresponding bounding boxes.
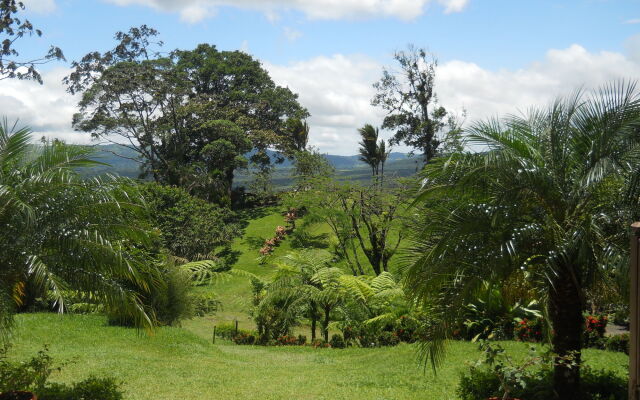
[8,314,629,400]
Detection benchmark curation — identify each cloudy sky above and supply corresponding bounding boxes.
[3,0,640,154]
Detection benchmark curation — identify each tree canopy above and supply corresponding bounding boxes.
[66,26,308,204]
[372,45,448,164]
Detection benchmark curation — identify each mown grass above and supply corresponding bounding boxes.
[8,313,628,400]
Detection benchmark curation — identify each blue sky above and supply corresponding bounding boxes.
[4,0,640,154]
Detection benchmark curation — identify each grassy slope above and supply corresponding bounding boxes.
[9,314,628,400]
[188,206,335,334]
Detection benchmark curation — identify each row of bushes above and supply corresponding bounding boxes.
[216,324,351,349]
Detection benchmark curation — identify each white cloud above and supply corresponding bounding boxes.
[283,27,302,42]
[438,0,469,14]
[436,45,640,124]
[22,0,57,14]
[2,42,639,155]
[0,68,87,144]
[624,18,640,24]
[104,0,470,22]
[626,34,640,64]
[264,55,387,154]
[264,44,640,155]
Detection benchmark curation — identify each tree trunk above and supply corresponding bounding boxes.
[323,305,331,342]
[310,301,318,341]
[549,270,583,400]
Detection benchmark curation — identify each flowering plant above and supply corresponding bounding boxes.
[514,318,544,342]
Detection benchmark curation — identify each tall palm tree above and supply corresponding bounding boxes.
[288,118,310,152]
[0,121,157,340]
[358,124,380,177]
[404,82,640,399]
[377,139,392,184]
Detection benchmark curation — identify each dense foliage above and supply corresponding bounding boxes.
[65,26,308,204]
[141,183,241,262]
[405,82,640,397]
[0,123,158,339]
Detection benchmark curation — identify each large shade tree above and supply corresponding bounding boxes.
[405,82,640,399]
[0,122,157,341]
[66,27,308,204]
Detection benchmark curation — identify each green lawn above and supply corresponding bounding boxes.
[7,313,629,400]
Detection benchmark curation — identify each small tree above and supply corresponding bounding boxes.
[372,44,448,164]
[358,124,380,177]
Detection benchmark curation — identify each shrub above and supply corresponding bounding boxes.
[393,315,418,343]
[0,348,123,400]
[514,318,544,342]
[612,305,629,327]
[584,314,608,348]
[232,333,257,345]
[215,323,253,341]
[297,335,307,345]
[192,293,221,317]
[339,323,378,348]
[377,331,400,347]
[605,333,629,354]
[329,334,346,349]
[108,265,195,327]
[37,376,124,400]
[457,343,627,400]
[311,339,331,348]
[276,335,298,346]
[141,183,241,262]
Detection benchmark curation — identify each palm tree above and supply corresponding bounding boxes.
[288,118,310,152]
[358,124,379,177]
[404,82,640,399]
[0,121,157,340]
[377,139,392,184]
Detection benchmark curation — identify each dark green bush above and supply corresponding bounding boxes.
[141,183,242,262]
[276,335,298,346]
[377,331,400,347]
[297,335,307,345]
[605,333,629,354]
[192,293,221,317]
[0,348,123,400]
[215,323,253,340]
[232,333,257,345]
[329,334,346,349]
[612,306,629,327]
[108,265,195,327]
[311,339,330,348]
[457,365,627,400]
[38,377,123,400]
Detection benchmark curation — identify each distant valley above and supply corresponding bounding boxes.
[85,144,422,187]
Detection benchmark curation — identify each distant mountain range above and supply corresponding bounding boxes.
[84,144,422,186]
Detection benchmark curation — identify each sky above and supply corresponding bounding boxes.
[2,0,640,155]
